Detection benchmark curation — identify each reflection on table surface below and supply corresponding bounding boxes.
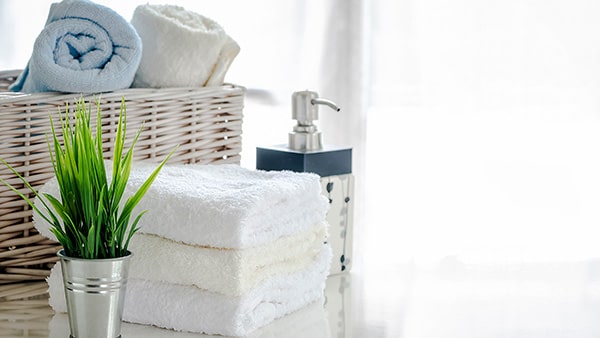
[6,261,600,338]
[0,274,352,338]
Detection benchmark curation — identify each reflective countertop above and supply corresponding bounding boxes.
[4,260,600,337]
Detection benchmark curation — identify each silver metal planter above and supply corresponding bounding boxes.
[58,250,132,338]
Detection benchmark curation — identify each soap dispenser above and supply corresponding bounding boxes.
[256,90,354,275]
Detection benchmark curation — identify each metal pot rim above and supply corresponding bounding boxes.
[57,249,133,262]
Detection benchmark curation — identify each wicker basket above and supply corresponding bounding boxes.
[0,299,52,337]
[0,69,245,288]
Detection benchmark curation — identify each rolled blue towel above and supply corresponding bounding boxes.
[9,0,142,93]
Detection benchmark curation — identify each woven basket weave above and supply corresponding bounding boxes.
[0,69,245,288]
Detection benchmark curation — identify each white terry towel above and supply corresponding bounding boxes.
[49,300,331,338]
[48,244,332,337]
[130,4,240,88]
[128,221,327,296]
[34,163,329,249]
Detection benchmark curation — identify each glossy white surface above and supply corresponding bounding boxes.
[4,262,600,337]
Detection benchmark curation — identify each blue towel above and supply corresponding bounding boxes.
[9,0,142,93]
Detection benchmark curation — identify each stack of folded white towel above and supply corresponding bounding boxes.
[36,163,332,337]
[49,300,331,338]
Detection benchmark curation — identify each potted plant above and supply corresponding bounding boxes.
[0,97,174,338]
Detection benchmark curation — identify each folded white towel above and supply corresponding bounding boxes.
[48,244,332,337]
[9,0,142,93]
[129,221,326,296]
[49,300,331,338]
[34,163,329,249]
[130,4,240,88]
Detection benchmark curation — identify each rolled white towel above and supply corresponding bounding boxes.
[48,244,332,337]
[128,221,327,296]
[34,163,329,249]
[130,4,240,88]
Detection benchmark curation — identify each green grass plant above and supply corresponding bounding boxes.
[0,97,175,259]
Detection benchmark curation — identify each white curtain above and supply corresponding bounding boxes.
[364,0,600,267]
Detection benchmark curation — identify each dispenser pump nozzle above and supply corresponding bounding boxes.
[289,90,340,151]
